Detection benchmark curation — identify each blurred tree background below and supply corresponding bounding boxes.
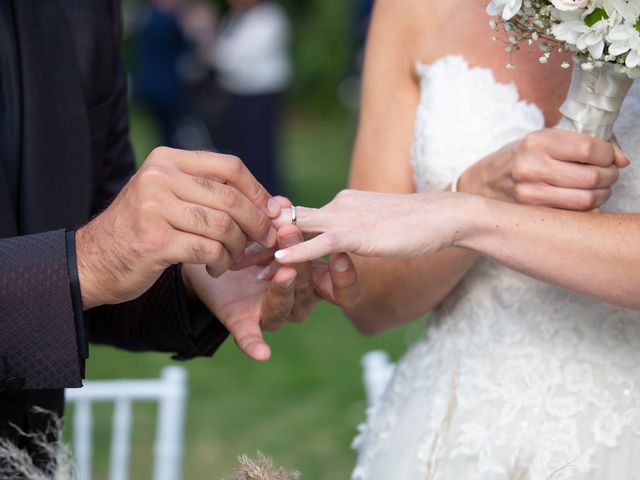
[278,0,353,112]
[64,1,428,479]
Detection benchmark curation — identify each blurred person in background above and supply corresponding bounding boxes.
[134,0,219,149]
[208,0,292,195]
[133,0,192,147]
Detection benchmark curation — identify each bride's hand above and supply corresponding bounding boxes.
[231,196,361,308]
[272,190,466,263]
[458,129,629,210]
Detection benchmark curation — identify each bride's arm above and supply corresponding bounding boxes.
[344,0,480,334]
[461,198,640,309]
[273,192,640,310]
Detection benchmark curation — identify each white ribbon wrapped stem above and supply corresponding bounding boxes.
[558,62,634,140]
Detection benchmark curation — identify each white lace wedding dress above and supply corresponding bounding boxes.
[351,55,640,480]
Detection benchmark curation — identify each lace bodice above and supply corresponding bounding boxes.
[352,56,640,480]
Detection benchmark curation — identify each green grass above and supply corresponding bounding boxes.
[70,105,426,479]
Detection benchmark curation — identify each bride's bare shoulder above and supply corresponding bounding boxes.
[368,0,446,55]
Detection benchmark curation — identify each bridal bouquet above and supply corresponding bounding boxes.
[487,0,640,139]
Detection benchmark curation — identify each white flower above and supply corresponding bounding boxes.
[608,22,640,67]
[550,0,589,11]
[603,0,640,23]
[486,0,523,20]
[552,16,609,59]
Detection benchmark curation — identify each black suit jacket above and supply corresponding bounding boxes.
[0,0,228,444]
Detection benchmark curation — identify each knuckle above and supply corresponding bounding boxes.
[207,241,226,260]
[225,155,244,177]
[141,227,169,254]
[574,191,596,211]
[580,169,600,189]
[212,211,233,233]
[296,281,313,299]
[187,241,209,263]
[324,231,340,249]
[511,159,532,182]
[611,167,620,184]
[148,146,172,164]
[577,138,595,160]
[138,164,168,184]
[189,206,210,229]
[512,184,529,204]
[140,198,162,215]
[220,185,240,208]
[607,167,620,186]
[193,175,217,193]
[519,133,540,153]
[294,206,311,221]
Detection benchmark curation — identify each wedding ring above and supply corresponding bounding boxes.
[291,206,297,225]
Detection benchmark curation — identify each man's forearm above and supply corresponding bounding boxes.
[458,196,640,309]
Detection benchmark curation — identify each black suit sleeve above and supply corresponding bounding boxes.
[0,230,83,390]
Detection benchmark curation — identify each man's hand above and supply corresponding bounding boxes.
[76,147,280,310]
[182,225,360,361]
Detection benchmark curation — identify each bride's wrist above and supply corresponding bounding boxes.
[456,152,513,202]
[453,164,492,198]
[449,194,494,250]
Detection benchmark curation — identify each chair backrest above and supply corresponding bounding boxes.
[65,366,188,480]
[361,350,395,407]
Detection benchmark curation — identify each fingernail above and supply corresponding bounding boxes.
[266,227,277,246]
[244,242,263,256]
[267,198,280,216]
[275,250,289,260]
[334,257,350,272]
[281,278,295,289]
[256,265,273,281]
